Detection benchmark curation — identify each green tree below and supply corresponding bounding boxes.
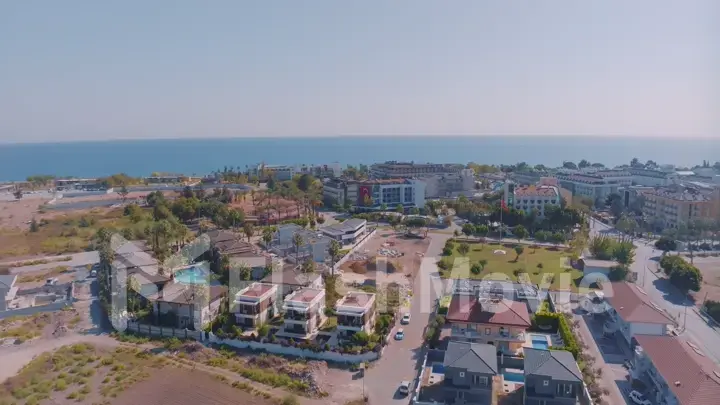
[117,185,130,202]
[471,263,482,275]
[410,207,420,216]
[655,237,677,255]
[514,245,525,261]
[395,204,404,214]
[478,259,488,271]
[301,258,316,273]
[457,242,470,256]
[380,203,388,212]
[29,218,39,232]
[513,225,529,241]
[262,227,274,247]
[551,232,566,246]
[462,223,475,240]
[613,241,636,266]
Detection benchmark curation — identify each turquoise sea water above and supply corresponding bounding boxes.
[0,136,717,181]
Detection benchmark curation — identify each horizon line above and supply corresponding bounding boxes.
[1,133,717,146]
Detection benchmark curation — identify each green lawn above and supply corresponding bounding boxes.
[439,240,583,291]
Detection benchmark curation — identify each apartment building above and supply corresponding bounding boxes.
[233,282,278,328]
[628,168,679,187]
[335,292,376,339]
[555,170,633,206]
[603,282,675,347]
[504,184,561,217]
[423,169,476,198]
[642,185,715,230]
[270,224,331,263]
[295,162,342,179]
[146,283,227,330]
[370,161,464,179]
[280,287,326,339]
[322,179,348,206]
[632,335,720,405]
[445,294,532,354]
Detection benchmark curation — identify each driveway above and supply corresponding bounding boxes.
[575,313,629,405]
[589,218,720,363]
[364,233,450,404]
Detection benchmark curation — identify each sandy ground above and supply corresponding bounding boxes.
[688,255,720,304]
[231,193,302,222]
[341,230,430,286]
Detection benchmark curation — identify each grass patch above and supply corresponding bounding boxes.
[440,240,583,290]
[0,312,56,341]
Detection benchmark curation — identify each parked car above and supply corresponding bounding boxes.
[395,328,405,340]
[45,278,59,286]
[629,390,651,405]
[401,313,411,324]
[398,380,411,396]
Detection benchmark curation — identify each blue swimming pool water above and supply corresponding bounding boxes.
[432,364,445,374]
[531,334,550,350]
[502,370,524,383]
[174,266,209,285]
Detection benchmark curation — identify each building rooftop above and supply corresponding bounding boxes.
[513,185,559,198]
[148,283,226,305]
[236,282,276,299]
[321,218,367,235]
[645,186,711,202]
[357,178,411,185]
[261,265,322,287]
[452,279,539,299]
[285,287,324,304]
[336,292,375,308]
[606,282,675,324]
[443,341,498,375]
[635,335,720,405]
[0,274,17,289]
[524,348,583,382]
[446,294,532,327]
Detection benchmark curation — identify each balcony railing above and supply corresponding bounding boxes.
[285,312,310,321]
[450,327,525,341]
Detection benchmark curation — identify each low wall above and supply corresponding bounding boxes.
[207,332,379,363]
[497,354,524,369]
[126,321,204,341]
[334,228,378,271]
[0,301,72,320]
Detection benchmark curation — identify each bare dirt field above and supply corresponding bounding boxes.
[0,309,83,345]
[340,231,429,285]
[687,254,720,305]
[112,367,277,405]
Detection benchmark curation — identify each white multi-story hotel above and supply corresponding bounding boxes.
[555,170,633,206]
[324,178,426,212]
[320,218,367,245]
[423,168,476,198]
[370,161,464,179]
[504,184,561,217]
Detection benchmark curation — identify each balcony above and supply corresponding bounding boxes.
[284,311,311,321]
[450,326,525,341]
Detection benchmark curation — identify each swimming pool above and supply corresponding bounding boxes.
[174,265,210,285]
[431,364,445,374]
[531,334,550,350]
[502,370,524,383]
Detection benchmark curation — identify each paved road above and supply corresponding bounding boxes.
[6,251,99,273]
[589,218,720,362]
[364,233,450,404]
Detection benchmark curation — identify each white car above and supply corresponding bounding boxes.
[629,390,651,405]
[395,328,405,340]
[398,380,411,396]
[401,313,411,324]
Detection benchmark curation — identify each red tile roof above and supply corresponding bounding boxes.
[635,335,720,405]
[446,294,531,327]
[606,282,675,324]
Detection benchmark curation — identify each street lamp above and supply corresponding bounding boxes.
[359,362,366,400]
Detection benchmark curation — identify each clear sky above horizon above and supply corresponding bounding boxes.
[1,1,716,143]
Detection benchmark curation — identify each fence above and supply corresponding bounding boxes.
[207,332,379,363]
[0,301,73,320]
[126,321,204,341]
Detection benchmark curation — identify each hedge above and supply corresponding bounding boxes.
[533,311,580,359]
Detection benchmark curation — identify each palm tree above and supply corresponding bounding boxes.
[242,222,255,243]
[262,227,274,247]
[292,232,305,262]
[328,240,342,275]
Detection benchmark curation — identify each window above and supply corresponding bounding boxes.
[543,380,549,386]
[458,372,465,377]
[485,328,491,335]
[472,375,488,386]
[456,391,465,399]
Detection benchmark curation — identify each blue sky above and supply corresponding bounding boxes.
[0,1,716,143]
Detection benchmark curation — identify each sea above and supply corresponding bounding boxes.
[0,136,717,181]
